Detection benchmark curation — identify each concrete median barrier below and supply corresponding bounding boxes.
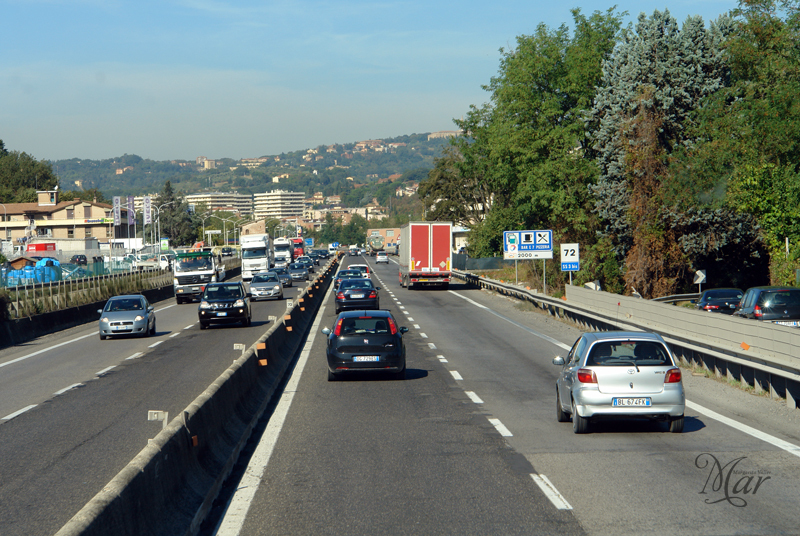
[55,255,338,536]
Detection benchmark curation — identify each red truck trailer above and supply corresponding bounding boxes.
[291,237,304,260]
[398,221,452,289]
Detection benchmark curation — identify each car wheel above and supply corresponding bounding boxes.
[572,398,589,434]
[669,415,684,433]
[150,320,156,336]
[199,322,208,330]
[99,333,106,341]
[392,367,406,380]
[176,297,183,305]
[556,389,569,422]
[327,369,337,382]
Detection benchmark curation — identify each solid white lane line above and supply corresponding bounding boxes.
[2,405,37,421]
[450,371,463,381]
[96,366,115,376]
[465,391,484,404]
[148,341,163,348]
[125,352,143,360]
[53,384,83,396]
[686,400,800,459]
[0,332,95,369]
[449,291,571,351]
[531,474,573,510]
[213,277,335,535]
[488,417,513,437]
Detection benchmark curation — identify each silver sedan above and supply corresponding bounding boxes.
[249,272,284,301]
[98,294,156,340]
[552,331,685,433]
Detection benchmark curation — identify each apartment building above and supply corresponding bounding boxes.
[0,190,129,246]
[185,192,253,216]
[252,190,306,221]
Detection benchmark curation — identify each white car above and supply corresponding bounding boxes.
[375,252,389,264]
[349,264,371,279]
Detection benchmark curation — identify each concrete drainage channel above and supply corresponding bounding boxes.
[55,256,340,536]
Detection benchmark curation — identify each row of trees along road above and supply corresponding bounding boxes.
[419,1,800,298]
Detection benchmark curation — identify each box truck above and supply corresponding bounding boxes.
[398,221,452,290]
[273,237,293,268]
[240,233,272,281]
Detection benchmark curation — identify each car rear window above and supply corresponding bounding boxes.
[706,290,742,299]
[205,285,243,298]
[340,317,391,334]
[759,290,800,307]
[340,280,374,290]
[587,341,671,367]
[252,274,278,283]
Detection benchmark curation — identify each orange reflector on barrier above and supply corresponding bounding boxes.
[258,358,268,366]
[284,315,291,321]
[257,342,266,350]
[192,435,198,447]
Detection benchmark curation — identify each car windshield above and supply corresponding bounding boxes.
[289,263,304,270]
[270,268,288,275]
[252,275,278,283]
[339,316,391,334]
[204,285,242,299]
[105,298,144,312]
[337,270,359,277]
[586,341,670,367]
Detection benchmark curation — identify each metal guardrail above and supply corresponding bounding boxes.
[452,270,800,412]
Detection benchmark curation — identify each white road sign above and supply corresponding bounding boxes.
[561,243,580,271]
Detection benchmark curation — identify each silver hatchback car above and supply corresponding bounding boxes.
[553,331,685,433]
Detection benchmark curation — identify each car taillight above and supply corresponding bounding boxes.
[368,290,377,298]
[387,316,398,335]
[665,368,682,383]
[576,369,597,383]
[754,305,762,318]
[333,318,343,336]
[336,292,345,299]
[704,304,719,310]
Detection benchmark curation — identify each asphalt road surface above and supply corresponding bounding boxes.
[205,255,800,536]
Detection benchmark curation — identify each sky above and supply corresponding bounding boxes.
[2,0,739,162]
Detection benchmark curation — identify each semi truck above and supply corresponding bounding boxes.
[366,234,385,256]
[398,221,452,290]
[240,233,273,281]
[173,249,226,304]
[273,237,293,268]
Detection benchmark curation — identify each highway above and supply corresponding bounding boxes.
[0,273,313,536]
[2,254,800,535]
[205,256,800,536]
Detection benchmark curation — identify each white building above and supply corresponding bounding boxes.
[253,190,306,221]
[185,192,254,216]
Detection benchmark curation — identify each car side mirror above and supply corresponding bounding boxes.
[97,309,103,314]
[399,326,409,334]
[148,306,154,312]
[322,327,331,335]
[552,356,566,366]
[375,286,381,290]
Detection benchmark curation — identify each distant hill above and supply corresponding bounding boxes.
[52,133,457,208]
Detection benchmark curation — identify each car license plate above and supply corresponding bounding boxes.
[112,325,126,331]
[351,294,364,299]
[612,398,652,407]
[775,321,799,327]
[354,356,379,362]
[217,312,227,317]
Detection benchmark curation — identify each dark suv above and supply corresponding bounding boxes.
[733,286,800,327]
[198,281,251,329]
[70,254,88,265]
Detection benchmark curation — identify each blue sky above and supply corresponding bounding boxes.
[2,0,738,162]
